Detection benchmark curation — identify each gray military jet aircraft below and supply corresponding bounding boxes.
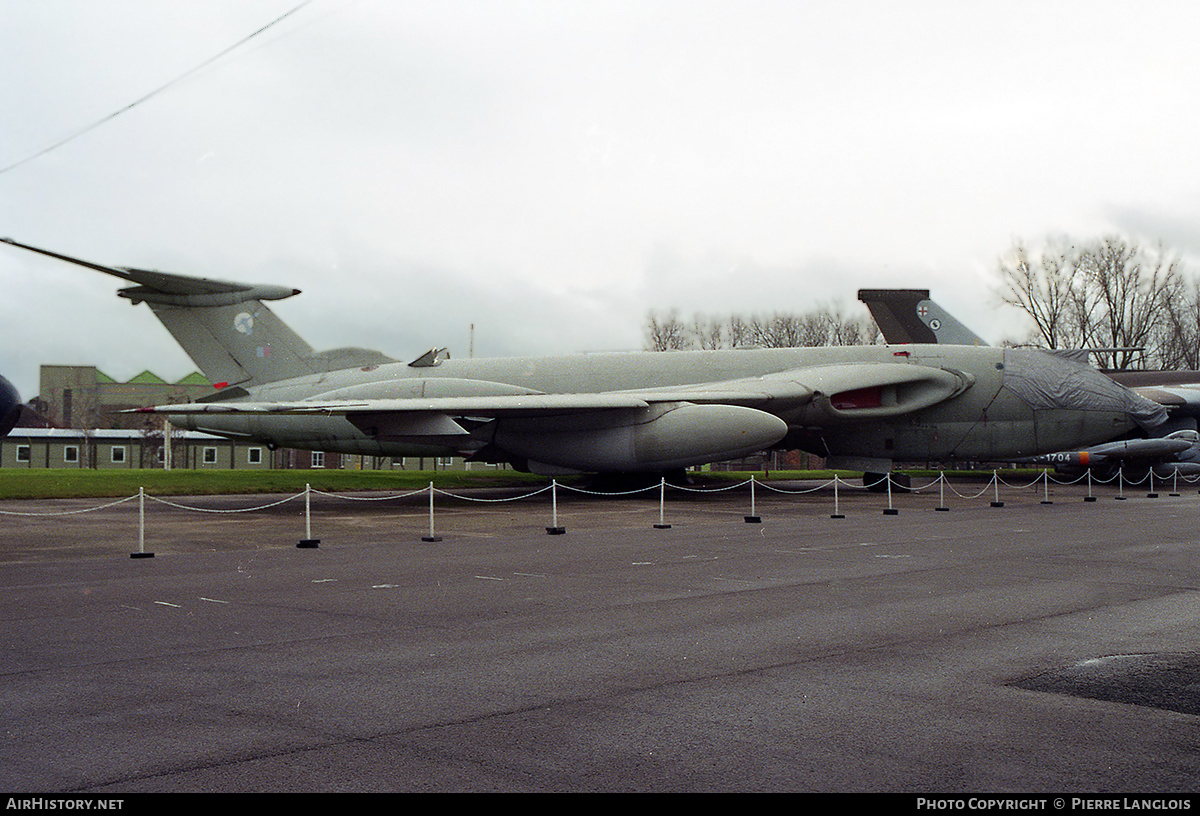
[858,287,1200,478]
[2,238,1168,477]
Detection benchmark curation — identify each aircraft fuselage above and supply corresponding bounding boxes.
[169,344,1142,473]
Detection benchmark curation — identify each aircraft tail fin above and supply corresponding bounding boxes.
[147,300,316,388]
[857,288,988,346]
[1,238,394,388]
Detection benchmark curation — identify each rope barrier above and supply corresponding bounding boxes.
[5,466,1198,556]
[0,493,139,516]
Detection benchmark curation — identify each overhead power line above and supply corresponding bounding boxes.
[0,1,314,177]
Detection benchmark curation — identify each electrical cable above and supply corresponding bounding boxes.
[0,1,314,176]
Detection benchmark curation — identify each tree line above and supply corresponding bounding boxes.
[645,303,880,352]
[644,234,1200,371]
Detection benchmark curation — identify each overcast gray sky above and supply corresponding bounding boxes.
[3,0,1199,399]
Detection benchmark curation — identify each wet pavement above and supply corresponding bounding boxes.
[3,478,1200,792]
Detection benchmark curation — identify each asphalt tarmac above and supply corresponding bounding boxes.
[4,477,1200,792]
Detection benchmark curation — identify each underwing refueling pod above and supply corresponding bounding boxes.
[4,239,1167,475]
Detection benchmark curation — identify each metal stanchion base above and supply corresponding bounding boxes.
[744,516,761,523]
[421,536,443,542]
[130,552,155,559]
[935,507,950,512]
[990,501,1004,507]
[653,523,672,529]
[883,508,898,515]
[546,527,566,535]
[1084,496,1097,502]
[830,513,845,519]
[297,539,320,548]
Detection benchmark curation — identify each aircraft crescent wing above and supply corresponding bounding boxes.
[136,362,964,421]
[1134,385,1200,417]
[134,393,655,416]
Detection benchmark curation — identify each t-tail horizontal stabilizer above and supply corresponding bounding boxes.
[1,238,394,390]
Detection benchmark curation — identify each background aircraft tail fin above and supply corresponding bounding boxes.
[857,288,988,346]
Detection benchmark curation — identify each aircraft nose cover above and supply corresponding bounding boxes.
[0,374,20,437]
[1002,348,1168,429]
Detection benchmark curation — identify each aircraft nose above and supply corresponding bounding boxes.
[1002,348,1168,430]
[0,374,20,437]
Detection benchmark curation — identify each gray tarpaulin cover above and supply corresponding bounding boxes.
[1003,348,1168,429]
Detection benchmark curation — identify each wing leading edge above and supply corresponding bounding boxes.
[135,361,967,423]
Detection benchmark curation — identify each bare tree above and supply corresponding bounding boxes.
[996,235,1190,370]
[690,314,724,350]
[644,303,878,351]
[1154,276,1200,370]
[1080,238,1185,369]
[645,309,689,351]
[996,238,1081,350]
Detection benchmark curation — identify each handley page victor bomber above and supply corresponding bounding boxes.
[2,238,1169,477]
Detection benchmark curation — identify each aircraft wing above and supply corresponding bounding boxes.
[136,361,966,422]
[1132,385,1200,417]
[136,392,657,417]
